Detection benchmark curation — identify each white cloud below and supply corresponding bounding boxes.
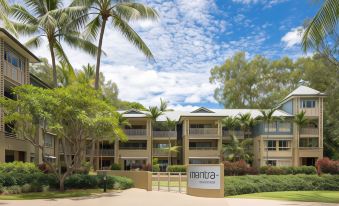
[232,0,288,8]
[281,26,304,48]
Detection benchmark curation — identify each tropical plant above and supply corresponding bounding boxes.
[71,0,159,89]
[9,0,98,87]
[159,118,179,166]
[236,113,256,138]
[0,0,16,34]
[258,108,284,165]
[222,116,240,136]
[222,135,253,162]
[294,111,308,161]
[301,0,339,67]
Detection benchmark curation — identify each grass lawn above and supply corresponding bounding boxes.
[0,189,114,200]
[229,191,339,203]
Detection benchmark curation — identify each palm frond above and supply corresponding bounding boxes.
[11,4,38,24]
[301,0,339,52]
[83,15,102,40]
[63,32,98,56]
[111,13,154,60]
[25,36,43,48]
[116,3,159,21]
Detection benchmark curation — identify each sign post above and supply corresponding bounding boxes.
[186,164,224,198]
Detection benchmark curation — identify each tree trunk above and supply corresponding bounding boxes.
[89,138,95,169]
[168,137,171,166]
[266,121,269,166]
[49,41,57,88]
[59,177,65,192]
[94,18,107,90]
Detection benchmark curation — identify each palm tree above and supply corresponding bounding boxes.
[57,62,76,87]
[0,0,16,34]
[222,135,253,162]
[77,64,96,85]
[293,111,308,163]
[71,0,159,90]
[237,113,256,138]
[9,0,98,87]
[161,117,180,167]
[146,99,168,170]
[301,0,339,66]
[222,116,240,136]
[258,109,284,166]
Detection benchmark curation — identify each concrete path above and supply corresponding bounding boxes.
[0,188,338,206]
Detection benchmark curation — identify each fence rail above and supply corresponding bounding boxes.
[152,172,187,193]
[153,131,177,138]
[123,129,147,136]
[301,128,318,135]
[189,128,218,136]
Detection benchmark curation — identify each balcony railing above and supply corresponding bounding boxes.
[153,131,177,138]
[222,130,244,137]
[4,61,25,84]
[153,148,176,156]
[86,149,115,156]
[189,147,217,150]
[119,147,147,150]
[189,128,218,136]
[123,129,147,136]
[301,128,318,135]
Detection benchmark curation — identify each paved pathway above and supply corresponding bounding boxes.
[0,188,338,206]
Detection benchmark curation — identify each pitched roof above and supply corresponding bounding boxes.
[282,85,325,102]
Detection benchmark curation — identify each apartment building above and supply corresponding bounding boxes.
[0,28,57,164]
[99,85,324,170]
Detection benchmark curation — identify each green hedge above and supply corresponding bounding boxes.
[0,162,41,175]
[167,165,186,172]
[110,163,121,170]
[259,166,317,175]
[224,174,339,196]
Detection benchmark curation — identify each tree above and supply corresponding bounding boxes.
[0,0,16,34]
[294,111,308,162]
[222,116,240,136]
[237,113,256,138]
[71,0,158,90]
[9,0,98,87]
[210,52,297,109]
[160,118,180,167]
[0,84,125,191]
[301,0,339,67]
[222,135,253,162]
[258,109,284,166]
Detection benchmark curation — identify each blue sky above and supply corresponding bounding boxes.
[23,0,321,111]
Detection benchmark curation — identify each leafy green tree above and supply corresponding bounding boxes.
[222,116,240,136]
[222,135,253,162]
[0,84,125,191]
[294,111,308,159]
[258,109,284,166]
[9,0,98,87]
[237,113,256,138]
[301,0,339,67]
[0,0,16,34]
[71,0,158,89]
[160,118,180,167]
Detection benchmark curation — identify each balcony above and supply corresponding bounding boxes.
[153,131,177,138]
[188,147,219,157]
[301,128,318,135]
[153,148,177,157]
[4,61,25,84]
[189,147,217,150]
[86,149,115,156]
[189,128,218,138]
[123,129,147,138]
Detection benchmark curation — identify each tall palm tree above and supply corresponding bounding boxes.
[9,0,98,87]
[301,0,339,66]
[146,99,168,170]
[237,113,256,138]
[222,135,253,162]
[258,109,284,166]
[71,0,159,90]
[161,117,179,167]
[293,111,308,164]
[57,62,76,86]
[222,116,240,136]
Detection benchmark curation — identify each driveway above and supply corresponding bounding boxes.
[0,188,338,206]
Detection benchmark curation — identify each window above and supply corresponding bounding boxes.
[155,143,169,148]
[189,142,212,149]
[279,140,289,150]
[278,122,291,132]
[299,138,319,148]
[300,100,316,108]
[4,50,25,70]
[44,134,54,148]
[190,124,212,128]
[264,122,277,132]
[266,140,276,151]
[267,160,277,166]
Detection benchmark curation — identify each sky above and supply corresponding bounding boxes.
[17,0,321,111]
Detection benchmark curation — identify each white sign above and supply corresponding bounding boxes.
[187,165,221,189]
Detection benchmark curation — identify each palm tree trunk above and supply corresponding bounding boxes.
[168,136,171,167]
[266,121,269,166]
[94,18,107,90]
[49,42,57,88]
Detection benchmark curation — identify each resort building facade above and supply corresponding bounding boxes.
[0,28,325,170]
[0,28,57,164]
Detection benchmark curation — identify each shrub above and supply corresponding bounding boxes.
[316,158,339,174]
[167,165,186,172]
[152,164,160,172]
[65,174,98,189]
[97,175,133,190]
[2,185,22,195]
[223,160,258,176]
[224,174,339,196]
[110,163,121,170]
[38,163,51,174]
[0,174,17,186]
[259,166,317,175]
[0,162,40,175]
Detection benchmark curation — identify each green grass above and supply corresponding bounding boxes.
[229,191,339,203]
[0,189,114,200]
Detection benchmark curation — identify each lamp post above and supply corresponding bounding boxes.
[103,175,107,192]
